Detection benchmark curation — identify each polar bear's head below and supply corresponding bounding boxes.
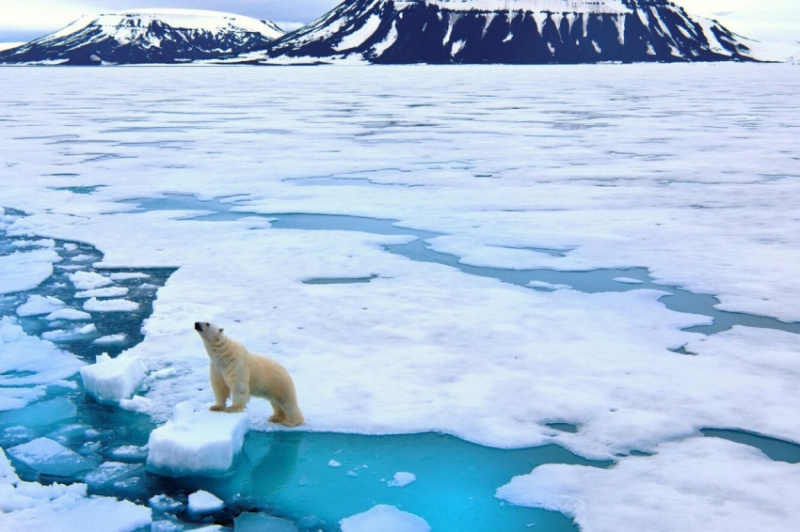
[194,321,224,342]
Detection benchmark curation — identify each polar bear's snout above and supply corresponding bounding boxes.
[194,322,204,332]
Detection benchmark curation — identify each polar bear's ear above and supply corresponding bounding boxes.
[219,328,224,334]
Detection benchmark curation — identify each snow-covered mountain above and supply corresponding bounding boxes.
[255,0,753,64]
[0,9,285,65]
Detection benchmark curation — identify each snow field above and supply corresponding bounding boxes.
[0,64,799,530]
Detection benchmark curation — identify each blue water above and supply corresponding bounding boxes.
[173,431,612,531]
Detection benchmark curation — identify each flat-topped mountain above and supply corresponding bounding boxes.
[0,9,285,65]
[256,0,753,64]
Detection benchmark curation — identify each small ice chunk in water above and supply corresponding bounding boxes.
[147,404,249,476]
[387,471,417,487]
[75,286,129,299]
[44,308,92,321]
[340,505,431,532]
[83,298,139,312]
[187,490,224,515]
[528,280,571,291]
[69,271,112,290]
[328,459,342,467]
[7,437,97,477]
[613,277,645,284]
[234,512,299,532]
[80,353,147,404]
[92,334,128,345]
[16,295,66,316]
[110,272,150,280]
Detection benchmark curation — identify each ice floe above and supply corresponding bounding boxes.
[340,504,430,532]
[496,437,800,532]
[146,402,249,476]
[187,489,224,515]
[79,353,146,404]
[0,449,151,531]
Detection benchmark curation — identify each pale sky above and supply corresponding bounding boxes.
[0,0,796,44]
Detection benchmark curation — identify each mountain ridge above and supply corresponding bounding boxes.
[0,9,285,65]
[253,0,754,64]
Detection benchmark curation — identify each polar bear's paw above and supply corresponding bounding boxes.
[209,405,226,412]
[226,405,245,413]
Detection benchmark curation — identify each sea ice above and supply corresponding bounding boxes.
[0,448,151,532]
[6,437,97,477]
[92,334,128,345]
[146,402,249,476]
[0,249,59,295]
[75,286,129,298]
[82,298,139,312]
[187,489,224,515]
[613,277,645,284]
[387,471,417,487]
[16,295,66,316]
[0,318,84,403]
[339,505,431,532]
[44,308,92,321]
[80,353,147,404]
[496,437,800,532]
[68,271,112,290]
[3,64,800,531]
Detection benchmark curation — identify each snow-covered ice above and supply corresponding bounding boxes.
[0,449,151,531]
[1,64,799,531]
[496,437,800,532]
[146,402,249,476]
[340,504,431,532]
[387,471,417,487]
[187,489,224,515]
[0,249,59,295]
[16,295,65,316]
[82,298,139,312]
[0,318,84,409]
[79,353,146,404]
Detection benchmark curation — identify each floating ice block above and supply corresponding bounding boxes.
[7,437,97,478]
[187,490,224,516]
[80,353,147,404]
[146,402,250,476]
[339,505,431,532]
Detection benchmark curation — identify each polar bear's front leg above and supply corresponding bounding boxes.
[209,365,229,411]
[227,379,250,413]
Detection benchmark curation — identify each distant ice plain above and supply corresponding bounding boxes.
[1,64,800,531]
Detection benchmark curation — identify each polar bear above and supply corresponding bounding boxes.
[194,321,304,427]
